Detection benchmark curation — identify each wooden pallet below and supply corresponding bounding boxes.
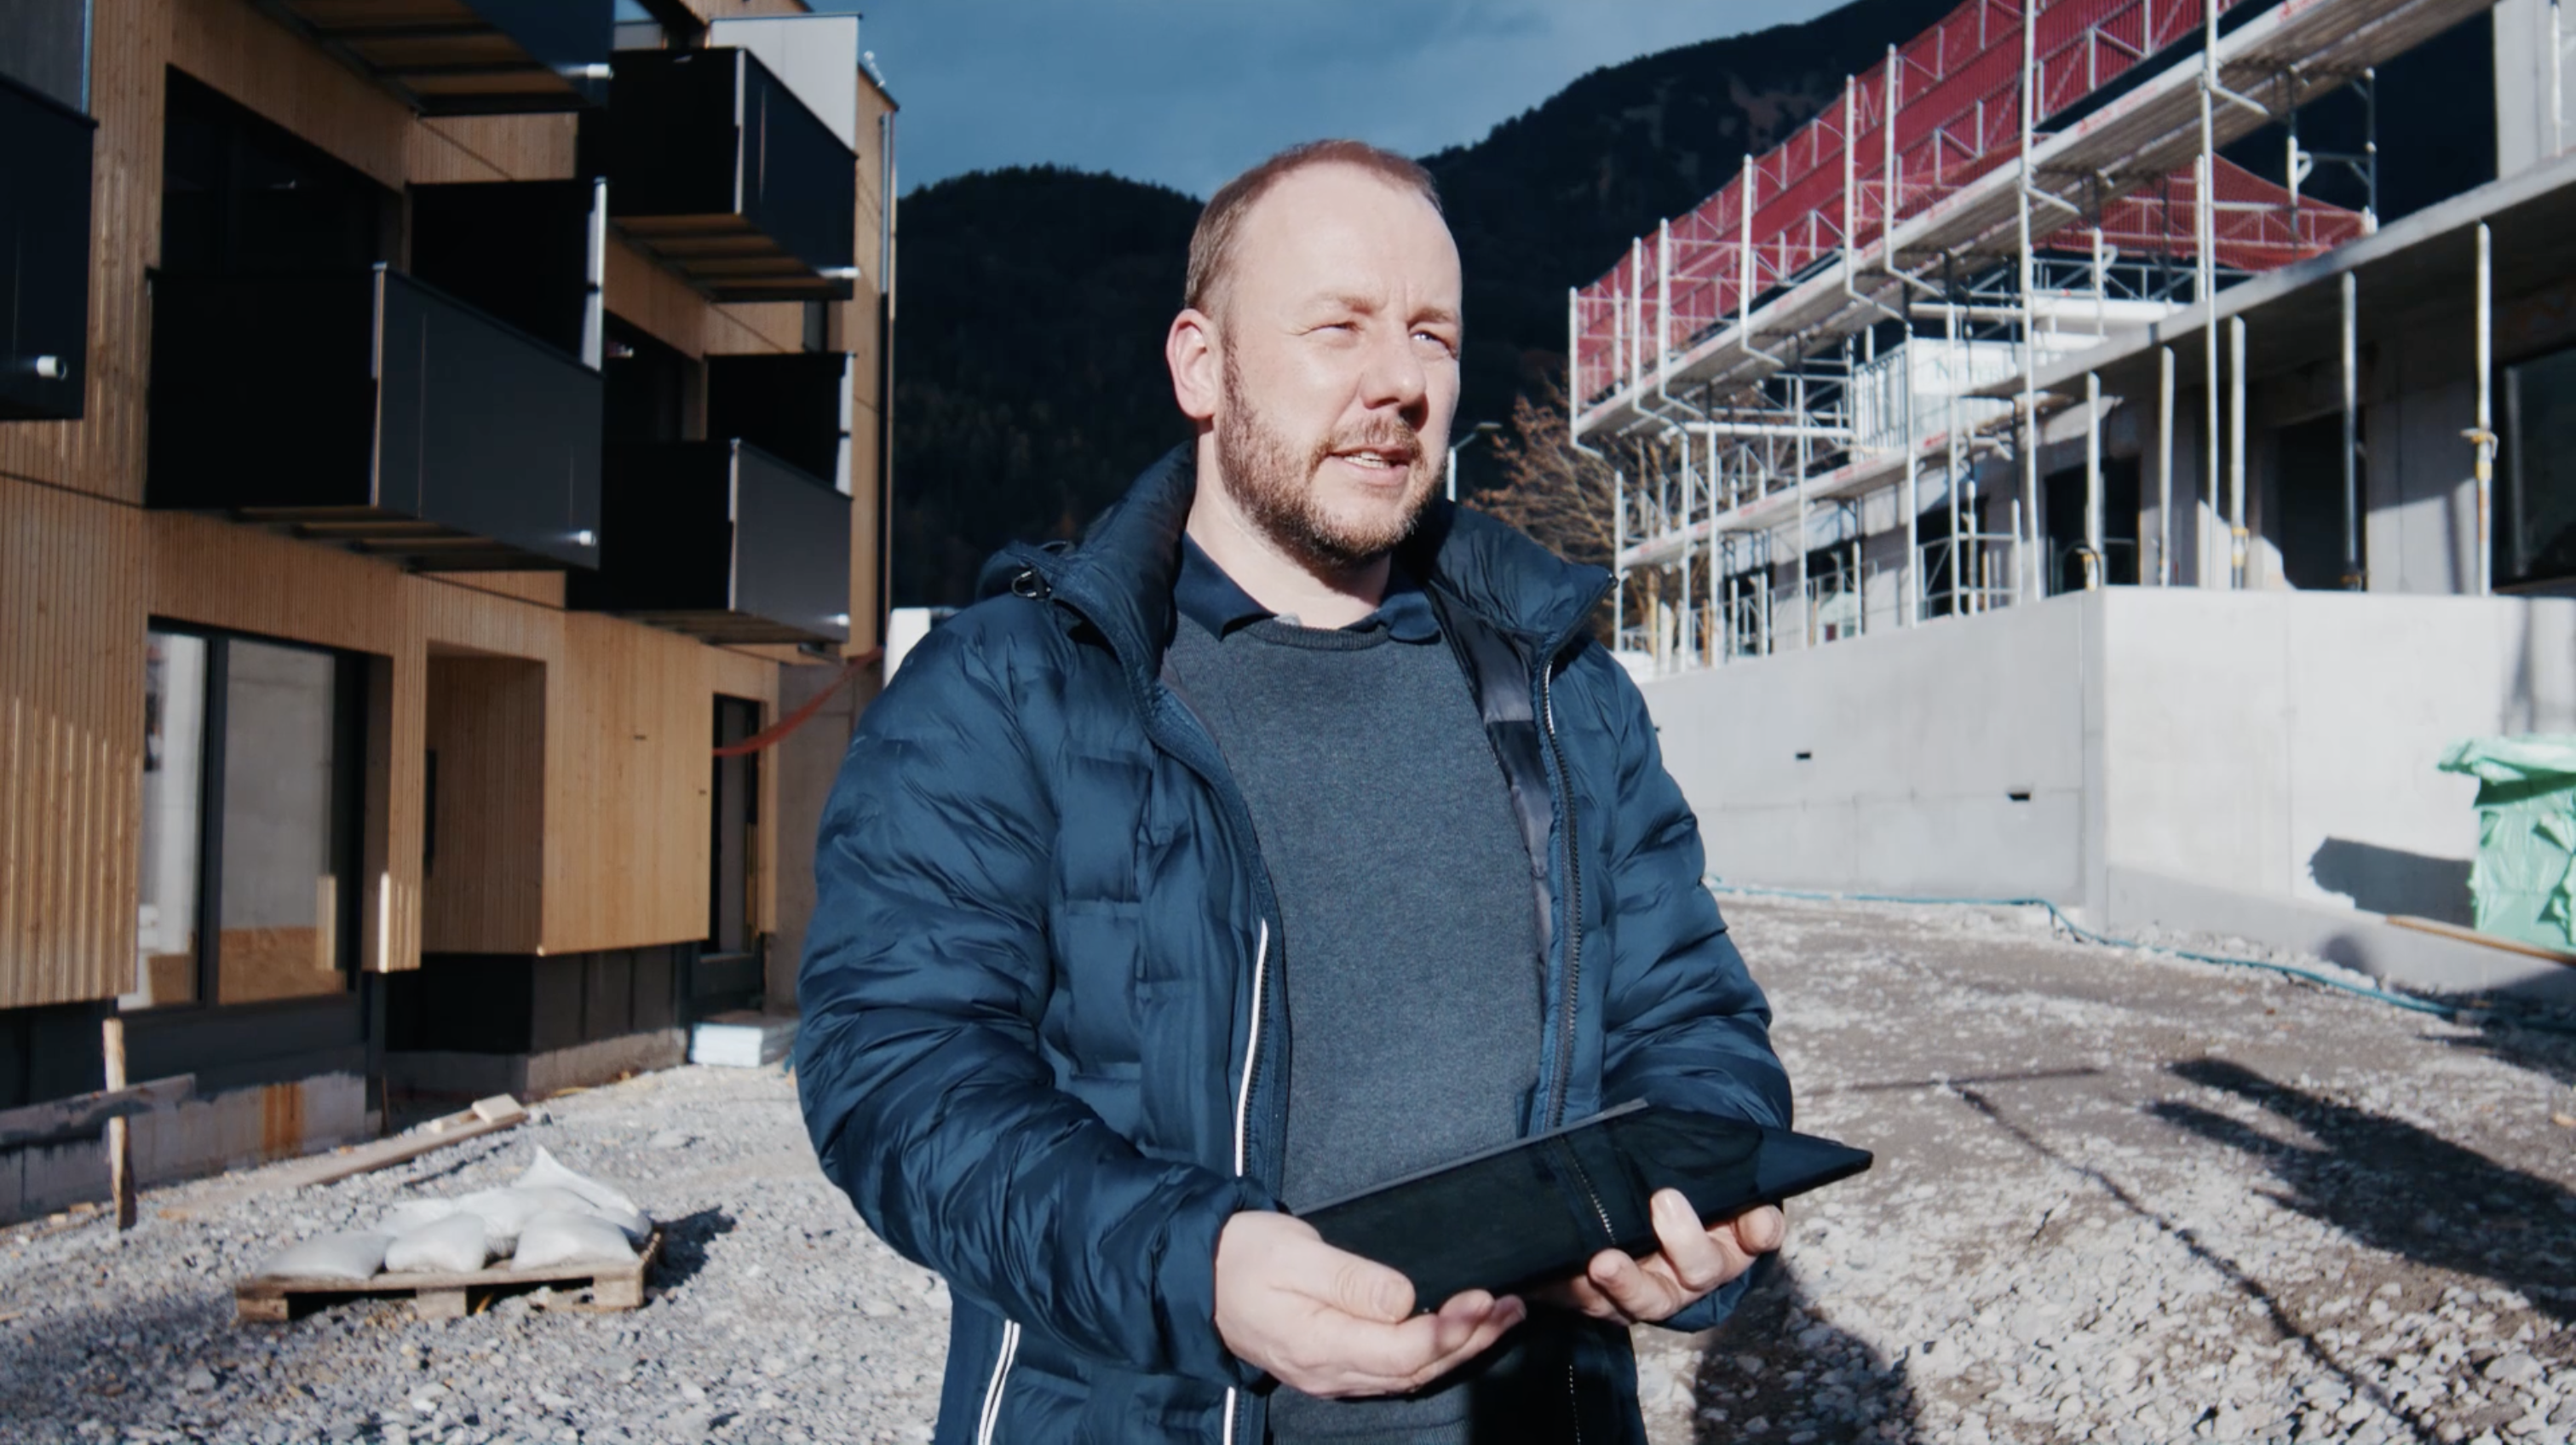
[234,1231,659,1324]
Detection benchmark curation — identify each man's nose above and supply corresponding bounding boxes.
[1354,325,1429,419]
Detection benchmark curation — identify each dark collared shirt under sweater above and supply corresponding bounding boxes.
[1164,537,1548,1444]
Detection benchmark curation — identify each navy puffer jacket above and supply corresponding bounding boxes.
[796,448,1791,1444]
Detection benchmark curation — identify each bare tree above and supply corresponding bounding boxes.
[1472,377,1618,570]
[1469,376,1641,642]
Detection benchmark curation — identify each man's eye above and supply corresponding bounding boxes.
[1415,331,1458,356]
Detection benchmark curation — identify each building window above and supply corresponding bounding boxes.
[2502,343,2576,590]
[130,627,365,1010]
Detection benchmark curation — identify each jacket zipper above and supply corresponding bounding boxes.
[1554,1139,1616,1246]
[1538,662,1589,1442]
[1538,664,1583,1131]
[975,1319,1021,1445]
[1221,920,1272,1445]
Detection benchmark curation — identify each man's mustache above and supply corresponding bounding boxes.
[1311,419,1426,469]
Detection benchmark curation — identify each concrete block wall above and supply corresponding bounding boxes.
[1642,589,2576,927]
[1649,595,2090,901]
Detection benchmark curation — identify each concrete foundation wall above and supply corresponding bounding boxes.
[1643,590,2576,927]
[2096,590,2576,918]
[1649,596,2089,901]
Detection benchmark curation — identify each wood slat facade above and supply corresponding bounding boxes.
[0,0,884,1034]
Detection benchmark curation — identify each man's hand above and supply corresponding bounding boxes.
[1537,1192,1785,1325]
[1214,1211,1525,1398]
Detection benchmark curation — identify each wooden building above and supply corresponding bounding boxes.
[0,0,893,1217]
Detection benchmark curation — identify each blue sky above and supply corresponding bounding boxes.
[814,1,1843,199]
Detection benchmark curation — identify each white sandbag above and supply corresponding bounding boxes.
[383,1212,492,1275]
[256,1231,388,1282]
[517,1148,652,1245]
[372,1199,461,1237]
[451,1187,548,1255]
[509,1211,637,1272]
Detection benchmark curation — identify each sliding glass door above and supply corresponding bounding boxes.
[132,626,364,1010]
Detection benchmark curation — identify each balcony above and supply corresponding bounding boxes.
[567,440,851,644]
[707,351,853,495]
[147,265,602,570]
[256,0,612,114]
[0,71,95,421]
[604,46,856,302]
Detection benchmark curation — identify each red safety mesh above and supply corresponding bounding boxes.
[1573,0,2364,408]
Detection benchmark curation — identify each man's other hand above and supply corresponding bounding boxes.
[1214,1211,1525,1398]
[1536,1192,1785,1325]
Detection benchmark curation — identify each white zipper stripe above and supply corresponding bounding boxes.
[1221,918,1272,1445]
[1231,919,1270,1177]
[975,1319,1021,1445]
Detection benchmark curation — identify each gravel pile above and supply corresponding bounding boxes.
[3,894,2570,1445]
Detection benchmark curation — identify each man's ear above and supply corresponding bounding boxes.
[1168,308,1220,423]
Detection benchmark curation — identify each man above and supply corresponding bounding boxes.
[797,140,1791,1444]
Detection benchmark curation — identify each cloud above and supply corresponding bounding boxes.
[833,0,1841,198]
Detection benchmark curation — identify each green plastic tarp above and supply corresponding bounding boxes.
[2435,734,2576,951]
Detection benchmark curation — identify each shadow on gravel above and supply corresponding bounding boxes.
[652,1206,737,1292]
[1956,1082,2435,1442]
[1685,1259,1919,1444]
[2435,1014,2576,1094]
[2149,1059,2576,1325]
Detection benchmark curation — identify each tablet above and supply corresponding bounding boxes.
[1296,1101,1871,1307]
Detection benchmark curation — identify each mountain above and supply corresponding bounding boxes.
[888,166,1201,610]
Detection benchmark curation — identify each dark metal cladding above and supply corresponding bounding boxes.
[708,352,852,487]
[606,47,858,302]
[569,440,852,645]
[0,72,96,421]
[145,266,603,571]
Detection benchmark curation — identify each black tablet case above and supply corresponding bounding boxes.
[1297,1102,1872,1306]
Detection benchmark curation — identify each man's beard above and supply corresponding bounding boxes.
[1214,348,1437,573]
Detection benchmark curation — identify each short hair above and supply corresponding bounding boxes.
[1184,140,1442,317]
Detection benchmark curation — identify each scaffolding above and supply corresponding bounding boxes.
[1571,0,2498,672]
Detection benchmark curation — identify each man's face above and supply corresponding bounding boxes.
[1206,164,1463,571]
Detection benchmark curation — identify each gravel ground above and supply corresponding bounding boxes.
[2,894,2571,1445]
[1632,894,2576,1445]
[0,1067,945,1445]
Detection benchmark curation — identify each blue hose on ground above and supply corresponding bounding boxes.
[1704,877,2468,1022]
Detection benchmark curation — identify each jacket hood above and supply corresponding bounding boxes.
[1006,444,1610,687]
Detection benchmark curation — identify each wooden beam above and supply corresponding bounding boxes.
[162,1096,528,1217]
[0,1070,193,1154]
[2387,915,2576,968]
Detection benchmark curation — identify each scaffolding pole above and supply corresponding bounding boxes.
[2342,272,2362,588]
[2084,370,2104,590]
[1947,300,1965,614]
[2158,345,2176,586]
[2017,0,2040,604]
[2474,221,2494,596]
[2229,315,2248,588]
[2200,0,2222,592]
[1904,347,1921,626]
[1796,362,1812,646]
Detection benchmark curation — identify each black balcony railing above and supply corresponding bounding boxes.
[262,0,612,114]
[568,441,850,644]
[0,71,95,421]
[147,266,602,570]
[606,47,856,302]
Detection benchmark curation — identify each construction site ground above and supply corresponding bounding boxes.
[3,894,2572,1445]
